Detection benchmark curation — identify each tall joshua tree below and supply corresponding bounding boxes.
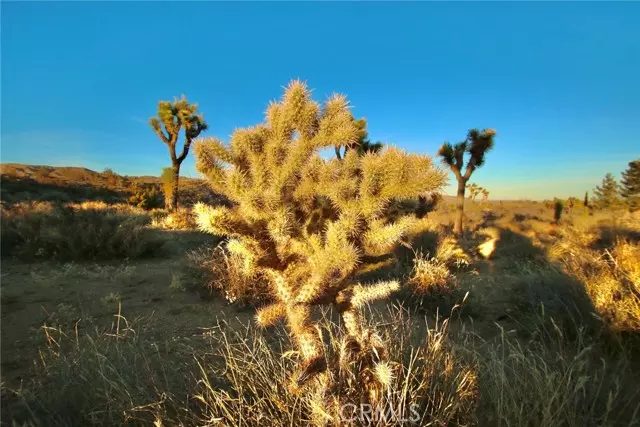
[620,159,640,211]
[150,96,207,211]
[438,129,496,235]
[192,80,446,422]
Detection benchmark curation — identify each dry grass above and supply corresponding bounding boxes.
[5,303,638,427]
[549,219,640,333]
[2,199,640,426]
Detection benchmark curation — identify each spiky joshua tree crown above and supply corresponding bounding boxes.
[192,80,446,414]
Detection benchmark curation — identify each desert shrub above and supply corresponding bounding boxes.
[0,202,159,261]
[150,207,197,230]
[128,185,163,210]
[192,80,447,416]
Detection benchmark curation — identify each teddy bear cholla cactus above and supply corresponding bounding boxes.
[192,81,446,416]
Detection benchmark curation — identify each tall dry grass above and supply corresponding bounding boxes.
[5,303,637,426]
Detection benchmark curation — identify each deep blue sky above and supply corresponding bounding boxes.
[2,2,639,199]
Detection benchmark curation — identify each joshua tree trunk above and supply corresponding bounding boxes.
[169,163,180,211]
[454,178,466,235]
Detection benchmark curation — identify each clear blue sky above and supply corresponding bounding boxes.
[2,2,639,200]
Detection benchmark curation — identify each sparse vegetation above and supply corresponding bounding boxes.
[1,82,639,427]
[0,201,161,261]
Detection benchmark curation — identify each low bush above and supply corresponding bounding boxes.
[150,207,197,230]
[127,185,163,210]
[0,202,160,261]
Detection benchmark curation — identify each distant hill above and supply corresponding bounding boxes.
[0,163,217,206]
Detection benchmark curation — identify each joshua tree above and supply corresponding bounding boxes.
[584,191,589,207]
[481,188,489,202]
[466,183,480,201]
[192,80,446,421]
[357,139,384,155]
[620,159,640,211]
[150,96,207,211]
[593,173,621,209]
[438,129,496,235]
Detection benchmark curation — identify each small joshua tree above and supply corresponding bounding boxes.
[481,188,489,202]
[193,80,446,421]
[466,183,480,201]
[438,129,496,235]
[150,96,207,211]
[584,191,589,207]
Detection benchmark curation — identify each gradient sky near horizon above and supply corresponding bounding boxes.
[2,2,639,200]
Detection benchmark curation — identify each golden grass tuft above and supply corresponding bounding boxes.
[408,250,453,294]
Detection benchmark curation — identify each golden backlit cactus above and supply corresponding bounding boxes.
[193,80,446,417]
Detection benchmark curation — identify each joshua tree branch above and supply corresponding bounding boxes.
[177,138,192,163]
